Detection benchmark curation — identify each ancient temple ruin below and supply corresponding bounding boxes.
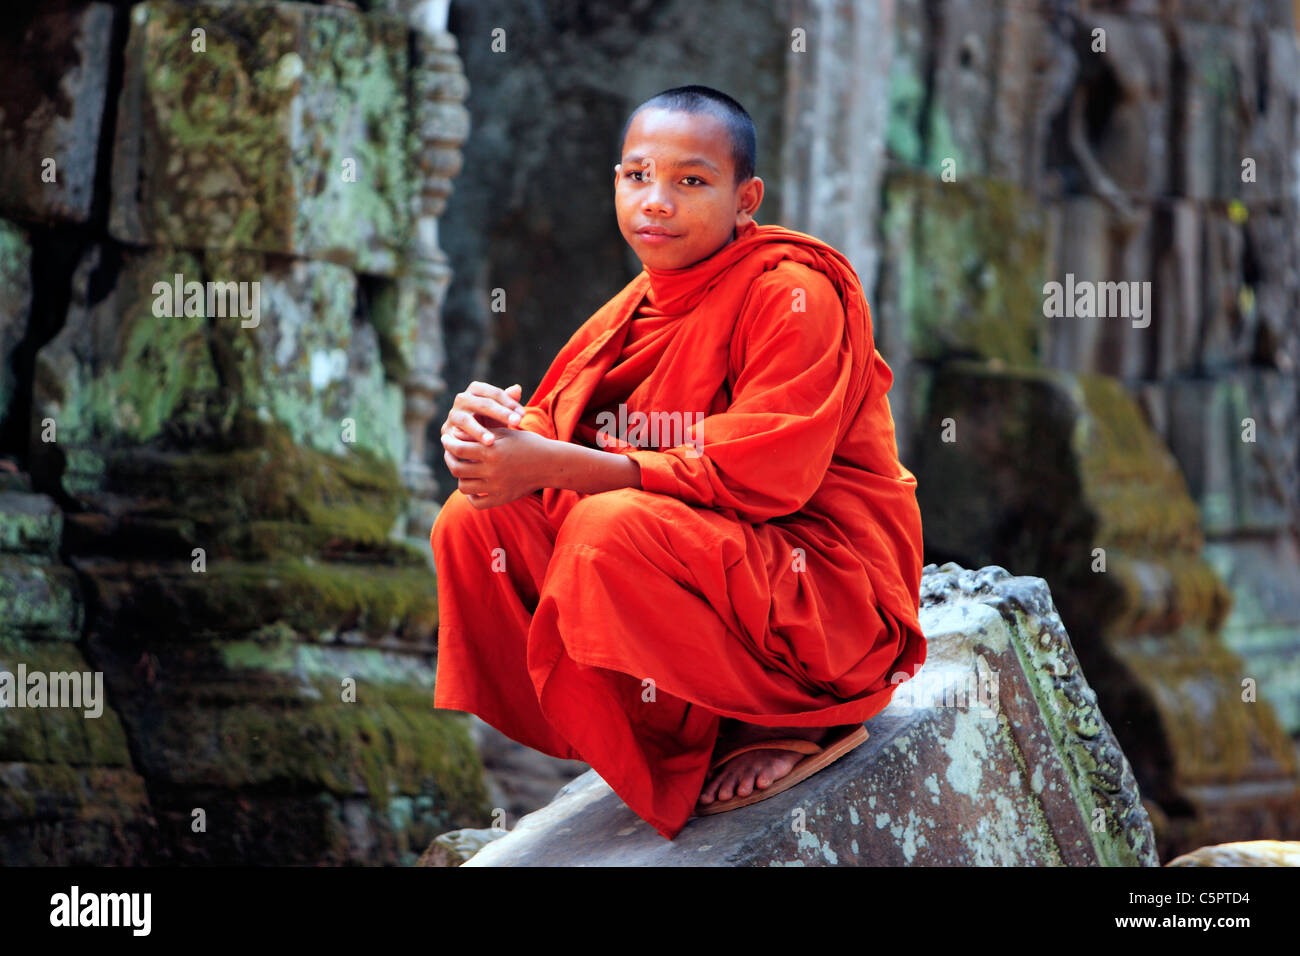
[1,0,1298,864]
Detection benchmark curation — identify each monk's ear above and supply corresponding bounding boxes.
[736,175,764,226]
[613,163,622,187]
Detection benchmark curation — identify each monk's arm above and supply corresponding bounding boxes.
[539,437,643,494]
[502,399,643,494]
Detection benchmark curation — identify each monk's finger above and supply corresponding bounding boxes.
[441,433,485,466]
[449,413,492,437]
[442,438,488,472]
[466,395,522,433]
[463,382,525,426]
[458,479,491,503]
[444,449,474,477]
[450,403,503,443]
[451,403,502,441]
[472,380,526,415]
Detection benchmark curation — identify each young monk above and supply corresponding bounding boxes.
[431,85,926,841]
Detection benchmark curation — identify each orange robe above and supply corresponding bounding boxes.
[431,221,926,840]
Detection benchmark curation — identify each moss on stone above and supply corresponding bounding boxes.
[1076,374,1204,554]
[80,555,436,641]
[103,417,407,560]
[122,2,408,271]
[1116,639,1300,784]
[881,168,1044,364]
[34,246,220,454]
[0,763,151,828]
[128,683,488,820]
[0,637,133,766]
[0,493,62,557]
[0,556,82,642]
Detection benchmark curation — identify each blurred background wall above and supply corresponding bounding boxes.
[0,0,1297,864]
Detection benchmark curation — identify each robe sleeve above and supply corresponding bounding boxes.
[611,263,852,523]
[516,404,556,440]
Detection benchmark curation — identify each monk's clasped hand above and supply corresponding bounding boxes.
[441,381,527,447]
[442,425,552,509]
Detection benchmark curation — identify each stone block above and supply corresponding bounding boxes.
[985,5,1072,191]
[1173,21,1254,201]
[0,3,114,224]
[1078,1,1164,16]
[1155,370,1299,535]
[1041,197,1159,379]
[924,0,1003,179]
[109,1,410,274]
[877,168,1046,365]
[1170,0,1252,27]
[0,492,62,558]
[0,554,81,643]
[79,630,486,864]
[1166,840,1300,866]
[1204,535,1300,735]
[0,764,156,865]
[1198,213,1251,370]
[1240,29,1300,204]
[208,251,407,468]
[887,0,1066,192]
[31,244,406,501]
[1241,203,1300,371]
[416,826,507,866]
[886,0,928,168]
[1152,200,1203,378]
[0,632,156,864]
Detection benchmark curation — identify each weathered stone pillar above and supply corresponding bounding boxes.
[381,0,470,541]
[781,0,894,305]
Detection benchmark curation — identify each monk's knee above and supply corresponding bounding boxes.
[557,487,658,550]
[431,489,480,555]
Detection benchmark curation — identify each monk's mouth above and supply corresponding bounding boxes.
[636,230,679,244]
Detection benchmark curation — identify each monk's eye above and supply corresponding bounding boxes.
[626,169,646,181]
[682,176,705,186]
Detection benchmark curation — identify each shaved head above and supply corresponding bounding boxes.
[619,85,756,185]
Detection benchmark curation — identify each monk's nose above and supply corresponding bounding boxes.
[641,183,672,215]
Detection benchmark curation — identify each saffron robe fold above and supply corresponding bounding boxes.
[431,220,926,840]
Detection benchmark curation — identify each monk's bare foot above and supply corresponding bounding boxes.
[696,721,833,807]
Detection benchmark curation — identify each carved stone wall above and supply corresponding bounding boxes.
[0,0,482,865]
[870,0,1300,858]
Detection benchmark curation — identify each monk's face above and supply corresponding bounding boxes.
[615,107,763,270]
